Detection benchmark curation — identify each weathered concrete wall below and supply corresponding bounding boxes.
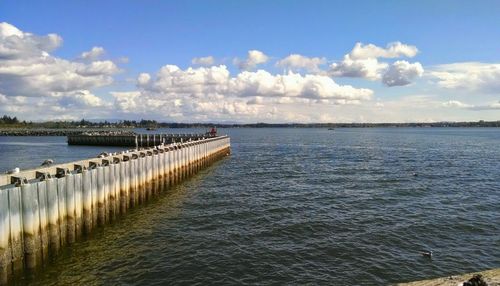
[67,133,211,147]
[0,135,230,284]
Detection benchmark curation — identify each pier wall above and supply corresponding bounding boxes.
[67,133,209,147]
[0,135,230,284]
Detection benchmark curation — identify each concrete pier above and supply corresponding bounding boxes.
[67,133,211,147]
[0,135,230,284]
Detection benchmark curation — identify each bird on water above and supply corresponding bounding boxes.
[421,250,433,258]
[41,159,54,166]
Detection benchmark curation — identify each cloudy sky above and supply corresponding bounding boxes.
[1,0,499,123]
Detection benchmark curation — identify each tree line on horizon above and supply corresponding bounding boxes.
[0,114,499,128]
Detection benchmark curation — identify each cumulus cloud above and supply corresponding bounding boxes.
[111,91,142,111]
[0,91,112,121]
[3,22,465,122]
[79,46,105,61]
[442,100,500,110]
[191,56,215,66]
[110,64,373,121]
[329,42,423,85]
[471,101,500,110]
[330,56,387,80]
[247,96,264,105]
[276,54,326,72]
[136,64,372,101]
[0,22,120,99]
[233,50,268,70]
[76,60,119,76]
[442,100,473,108]
[349,42,418,59]
[137,73,151,85]
[382,61,424,86]
[232,70,373,100]
[57,90,107,108]
[0,22,62,59]
[430,62,500,93]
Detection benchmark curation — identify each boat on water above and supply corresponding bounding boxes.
[146,127,157,131]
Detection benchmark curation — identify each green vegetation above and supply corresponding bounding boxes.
[0,115,22,125]
[0,114,499,128]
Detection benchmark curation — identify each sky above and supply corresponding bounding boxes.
[0,0,499,123]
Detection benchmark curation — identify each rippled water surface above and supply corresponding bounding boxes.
[1,128,499,285]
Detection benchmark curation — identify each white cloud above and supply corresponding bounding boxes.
[137,64,372,101]
[111,91,142,111]
[57,90,107,107]
[4,21,493,123]
[247,96,264,105]
[232,69,373,100]
[233,50,268,70]
[430,62,500,93]
[191,56,215,66]
[382,61,424,86]
[442,100,473,108]
[330,55,387,80]
[276,54,326,72]
[349,42,418,59]
[137,73,151,85]
[109,64,373,122]
[79,46,105,61]
[329,42,423,86]
[0,22,120,99]
[442,100,500,110]
[0,22,124,120]
[0,93,7,104]
[76,60,119,76]
[0,22,63,60]
[471,101,500,110]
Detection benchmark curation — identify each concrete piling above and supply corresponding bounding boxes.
[138,155,145,203]
[36,179,49,263]
[146,152,153,198]
[96,167,105,226]
[46,178,60,254]
[73,173,83,239]
[90,168,98,228]
[8,186,24,274]
[81,169,92,234]
[107,163,116,221]
[102,165,110,224]
[20,181,40,269]
[130,158,138,207]
[65,173,76,244]
[56,173,67,247]
[113,162,121,216]
[0,135,230,283]
[0,189,10,284]
[119,160,128,214]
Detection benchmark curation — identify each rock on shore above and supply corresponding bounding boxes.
[398,268,500,286]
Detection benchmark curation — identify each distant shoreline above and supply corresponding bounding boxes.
[0,121,499,136]
[1,115,499,130]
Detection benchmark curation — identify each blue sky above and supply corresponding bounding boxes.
[1,0,499,122]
